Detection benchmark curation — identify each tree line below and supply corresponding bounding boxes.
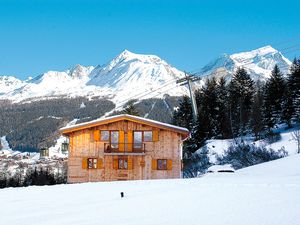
[173,58,300,159]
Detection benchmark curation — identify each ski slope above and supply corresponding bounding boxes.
[1,154,300,225]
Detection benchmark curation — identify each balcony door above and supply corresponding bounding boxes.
[133,131,143,150]
[111,131,119,149]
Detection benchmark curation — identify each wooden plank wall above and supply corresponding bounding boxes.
[67,120,183,183]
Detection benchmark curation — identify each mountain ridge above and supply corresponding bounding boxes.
[0,46,292,103]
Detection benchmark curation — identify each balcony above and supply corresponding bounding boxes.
[104,143,146,155]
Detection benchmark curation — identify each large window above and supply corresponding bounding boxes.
[100,131,109,141]
[111,131,119,149]
[143,131,153,142]
[88,158,97,169]
[133,131,143,149]
[157,159,167,170]
[118,157,128,170]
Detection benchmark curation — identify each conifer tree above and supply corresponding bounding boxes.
[287,58,300,122]
[122,100,140,116]
[263,65,286,129]
[228,68,254,136]
[251,82,264,139]
[215,77,231,138]
[172,95,193,131]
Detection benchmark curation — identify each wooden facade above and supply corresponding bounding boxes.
[60,114,189,183]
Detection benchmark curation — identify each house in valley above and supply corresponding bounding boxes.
[60,114,189,183]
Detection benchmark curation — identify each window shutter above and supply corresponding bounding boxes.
[167,159,172,170]
[152,159,157,170]
[153,130,159,142]
[113,156,118,170]
[82,157,88,169]
[128,156,133,170]
[119,131,125,151]
[97,158,103,169]
[94,130,100,142]
[127,131,133,152]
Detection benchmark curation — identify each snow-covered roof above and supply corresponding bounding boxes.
[60,114,189,137]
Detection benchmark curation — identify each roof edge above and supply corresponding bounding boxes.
[60,114,189,136]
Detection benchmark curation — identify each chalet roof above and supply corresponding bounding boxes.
[60,114,189,138]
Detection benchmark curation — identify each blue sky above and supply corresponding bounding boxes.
[0,0,299,80]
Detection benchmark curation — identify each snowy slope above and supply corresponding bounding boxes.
[0,76,26,94]
[198,45,292,82]
[1,46,290,103]
[0,51,187,103]
[88,50,187,105]
[196,127,299,164]
[1,155,300,225]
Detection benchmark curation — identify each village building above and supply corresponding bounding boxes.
[60,114,189,183]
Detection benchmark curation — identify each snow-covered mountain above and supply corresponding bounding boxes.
[0,46,293,104]
[88,50,186,105]
[197,45,292,82]
[0,50,187,103]
[0,76,26,94]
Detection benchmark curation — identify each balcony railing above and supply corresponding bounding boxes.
[104,143,145,154]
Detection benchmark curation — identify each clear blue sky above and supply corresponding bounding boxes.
[1,0,299,80]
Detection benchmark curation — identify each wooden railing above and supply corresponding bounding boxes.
[104,143,145,154]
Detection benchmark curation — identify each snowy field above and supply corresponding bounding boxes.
[1,154,300,225]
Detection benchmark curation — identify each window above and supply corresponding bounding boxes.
[88,158,97,169]
[157,159,167,170]
[118,157,128,170]
[143,131,153,142]
[111,131,119,149]
[100,130,109,141]
[133,131,142,149]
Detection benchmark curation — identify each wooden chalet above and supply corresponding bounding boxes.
[60,114,189,183]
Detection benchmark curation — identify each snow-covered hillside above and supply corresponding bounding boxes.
[0,76,26,94]
[198,45,292,82]
[1,154,300,225]
[197,127,300,164]
[0,46,292,104]
[0,50,187,103]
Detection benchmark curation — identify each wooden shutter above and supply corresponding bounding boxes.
[119,131,125,151]
[113,156,118,170]
[128,156,133,170]
[153,130,159,142]
[152,159,157,170]
[94,130,100,142]
[167,159,172,170]
[97,158,103,169]
[127,131,133,152]
[82,157,88,169]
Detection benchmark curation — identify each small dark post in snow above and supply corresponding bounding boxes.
[120,192,124,198]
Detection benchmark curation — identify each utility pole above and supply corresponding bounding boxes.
[176,72,201,123]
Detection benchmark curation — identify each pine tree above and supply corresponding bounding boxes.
[122,100,140,116]
[251,81,264,139]
[287,58,300,122]
[172,95,193,131]
[215,77,231,138]
[228,68,254,136]
[173,95,194,159]
[263,65,286,129]
[200,78,219,137]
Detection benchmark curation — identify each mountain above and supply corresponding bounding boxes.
[0,46,293,103]
[0,76,26,95]
[88,50,186,105]
[197,45,292,82]
[0,50,187,103]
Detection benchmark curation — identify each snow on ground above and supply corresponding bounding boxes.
[1,154,300,225]
[197,127,300,164]
[0,136,12,151]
